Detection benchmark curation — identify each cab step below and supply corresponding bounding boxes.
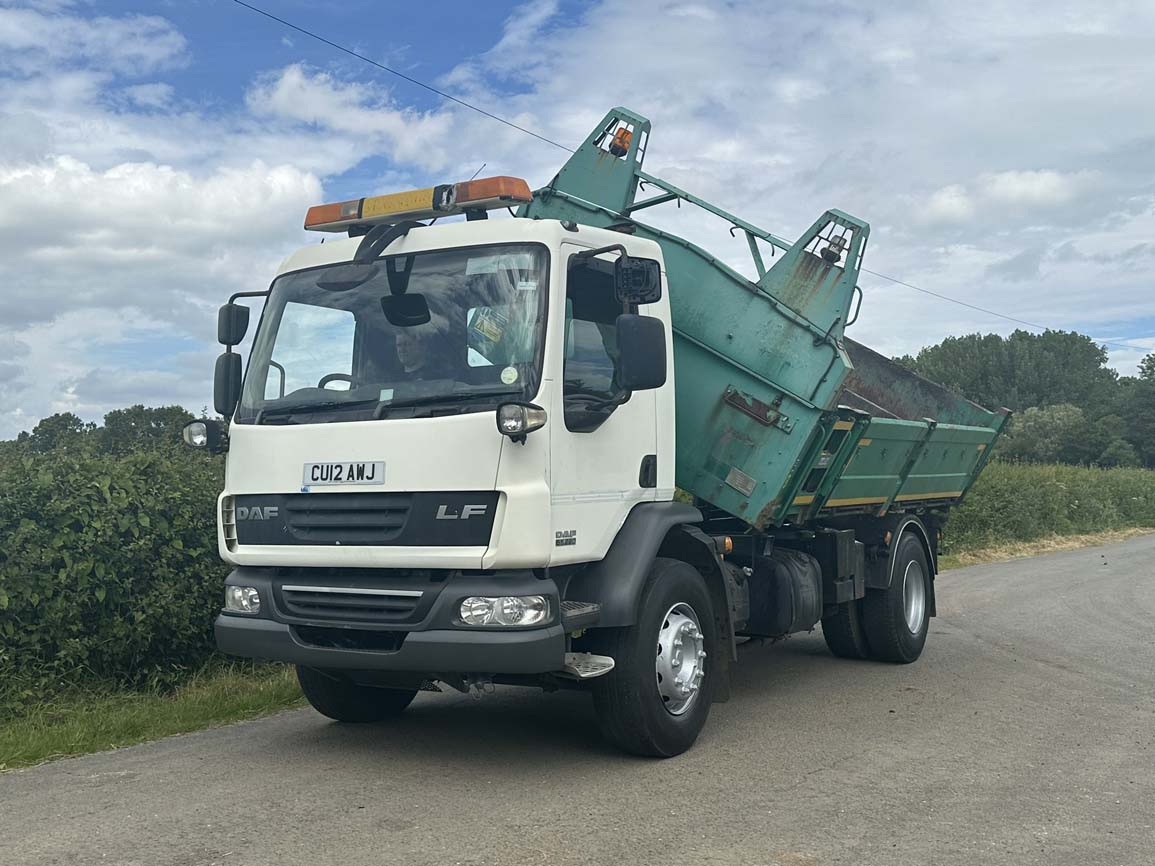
[561,600,601,629]
[558,652,615,680]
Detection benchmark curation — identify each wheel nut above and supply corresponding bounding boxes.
[671,657,680,668]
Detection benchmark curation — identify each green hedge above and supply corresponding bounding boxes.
[1,448,1152,717]
[944,461,1155,552]
[0,449,225,714]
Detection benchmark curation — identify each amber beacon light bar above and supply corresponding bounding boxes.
[304,176,534,232]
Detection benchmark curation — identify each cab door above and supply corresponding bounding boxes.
[548,245,658,564]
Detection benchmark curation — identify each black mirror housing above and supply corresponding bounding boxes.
[214,352,243,417]
[616,314,666,391]
[615,256,662,305]
[218,303,250,346]
[381,293,432,327]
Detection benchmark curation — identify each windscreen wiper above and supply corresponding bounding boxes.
[372,388,521,418]
[257,398,380,425]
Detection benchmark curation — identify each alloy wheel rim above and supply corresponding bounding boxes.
[902,559,926,635]
[654,602,706,715]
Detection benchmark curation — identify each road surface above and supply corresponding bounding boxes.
[3,536,1153,865]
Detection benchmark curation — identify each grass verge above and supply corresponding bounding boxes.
[0,662,303,772]
[938,527,1154,571]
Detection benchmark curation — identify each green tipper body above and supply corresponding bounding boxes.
[522,108,1007,529]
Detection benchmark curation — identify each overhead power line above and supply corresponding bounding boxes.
[230,0,574,153]
[232,0,1146,357]
[860,268,1144,353]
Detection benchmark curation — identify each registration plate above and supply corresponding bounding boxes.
[303,461,385,486]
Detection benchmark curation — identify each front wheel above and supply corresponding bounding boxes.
[861,532,931,663]
[589,558,717,757]
[296,666,418,722]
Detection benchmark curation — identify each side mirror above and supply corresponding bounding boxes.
[381,293,432,327]
[615,256,662,305]
[214,352,242,417]
[616,314,666,391]
[218,303,250,346]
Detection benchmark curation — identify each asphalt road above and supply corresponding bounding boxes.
[4,536,1153,866]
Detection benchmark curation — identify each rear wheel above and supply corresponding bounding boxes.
[861,533,930,663]
[589,558,717,757]
[296,666,418,722]
[821,597,871,659]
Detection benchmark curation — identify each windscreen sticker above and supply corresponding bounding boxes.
[516,280,538,292]
[500,366,519,385]
[469,306,508,344]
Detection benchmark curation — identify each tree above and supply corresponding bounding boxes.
[905,329,1118,413]
[100,405,195,455]
[1139,352,1155,382]
[23,412,95,453]
[998,404,1087,464]
[1097,438,1140,468]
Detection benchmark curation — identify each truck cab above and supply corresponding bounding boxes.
[204,194,714,754]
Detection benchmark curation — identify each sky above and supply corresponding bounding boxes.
[0,0,1153,439]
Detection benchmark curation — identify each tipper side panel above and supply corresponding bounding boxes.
[523,108,870,529]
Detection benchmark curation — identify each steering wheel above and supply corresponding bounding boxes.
[318,373,354,390]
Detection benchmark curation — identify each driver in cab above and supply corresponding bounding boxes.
[394,327,452,380]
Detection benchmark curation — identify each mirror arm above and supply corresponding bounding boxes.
[354,220,424,263]
[228,289,269,305]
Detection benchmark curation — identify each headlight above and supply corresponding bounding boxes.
[460,595,550,627]
[224,585,261,614]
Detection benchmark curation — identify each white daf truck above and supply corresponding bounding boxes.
[186,109,1004,756]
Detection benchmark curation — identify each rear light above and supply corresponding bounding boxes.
[304,176,534,232]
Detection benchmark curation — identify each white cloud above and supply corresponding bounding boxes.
[2,0,1155,436]
[123,82,174,109]
[245,65,454,171]
[980,169,1098,207]
[0,5,187,76]
[922,184,975,224]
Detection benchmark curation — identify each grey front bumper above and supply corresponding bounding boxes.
[215,614,563,674]
[215,615,566,673]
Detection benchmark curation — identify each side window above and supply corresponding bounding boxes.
[265,301,355,398]
[564,256,625,431]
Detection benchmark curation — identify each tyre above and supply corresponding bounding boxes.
[588,557,717,757]
[821,597,871,659]
[861,532,930,663]
[296,666,418,722]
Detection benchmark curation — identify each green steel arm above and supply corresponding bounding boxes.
[632,169,793,252]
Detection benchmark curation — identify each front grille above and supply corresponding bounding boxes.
[280,584,423,623]
[293,625,406,652]
[283,493,411,544]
